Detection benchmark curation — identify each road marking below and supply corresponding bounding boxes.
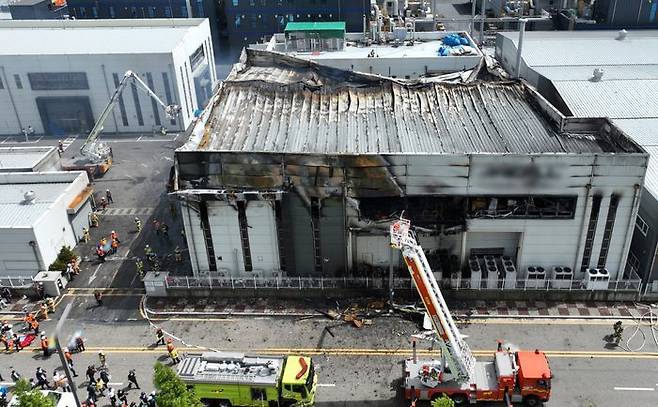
[0,382,14,386]
[11,347,658,359]
[317,384,336,387]
[102,207,155,216]
[61,136,76,151]
[614,387,655,391]
[88,263,103,284]
[136,136,143,141]
[108,382,124,386]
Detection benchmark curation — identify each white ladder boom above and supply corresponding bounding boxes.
[391,217,475,383]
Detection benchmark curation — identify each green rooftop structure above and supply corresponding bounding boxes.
[284,21,346,52]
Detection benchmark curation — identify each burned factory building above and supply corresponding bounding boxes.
[174,50,648,285]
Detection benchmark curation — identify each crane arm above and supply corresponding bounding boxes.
[80,70,180,162]
[390,217,475,383]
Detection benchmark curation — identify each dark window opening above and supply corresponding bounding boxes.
[597,194,619,268]
[28,72,89,90]
[581,195,602,272]
[237,201,253,272]
[112,73,129,126]
[162,72,176,126]
[250,388,266,401]
[14,74,22,89]
[468,196,577,219]
[130,82,144,126]
[359,196,466,229]
[145,73,161,126]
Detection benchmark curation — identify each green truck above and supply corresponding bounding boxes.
[177,352,317,407]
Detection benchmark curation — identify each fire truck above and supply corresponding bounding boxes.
[390,217,552,406]
[177,352,317,407]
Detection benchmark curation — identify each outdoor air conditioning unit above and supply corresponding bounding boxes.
[503,262,517,289]
[525,266,546,289]
[551,266,573,289]
[485,262,499,289]
[585,268,610,290]
[470,257,482,289]
[450,271,461,289]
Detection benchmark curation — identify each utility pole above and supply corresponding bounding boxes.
[54,302,82,407]
[470,0,477,38]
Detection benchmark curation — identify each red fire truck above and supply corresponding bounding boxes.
[390,217,552,406]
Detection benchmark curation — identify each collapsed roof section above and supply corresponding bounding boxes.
[181,49,642,156]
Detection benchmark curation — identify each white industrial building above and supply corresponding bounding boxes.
[0,146,61,173]
[0,18,217,137]
[0,171,93,279]
[251,24,482,80]
[174,50,648,286]
[496,29,658,285]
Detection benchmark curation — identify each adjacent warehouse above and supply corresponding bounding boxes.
[0,147,61,173]
[496,29,658,285]
[174,50,647,285]
[0,171,92,279]
[0,19,217,137]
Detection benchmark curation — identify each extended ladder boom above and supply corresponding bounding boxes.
[390,217,475,382]
[80,70,180,163]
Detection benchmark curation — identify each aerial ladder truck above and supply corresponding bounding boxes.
[68,70,180,177]
[390,217,552,406]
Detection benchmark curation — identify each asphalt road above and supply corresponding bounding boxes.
[4,303,658,407]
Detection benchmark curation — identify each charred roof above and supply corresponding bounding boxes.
[181,49,643,156]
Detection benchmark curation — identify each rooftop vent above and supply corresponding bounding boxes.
[616,29,628,40]
[591,68,604,82]
[23,190,36,204]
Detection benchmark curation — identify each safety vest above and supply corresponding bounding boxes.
[41,338,48,349]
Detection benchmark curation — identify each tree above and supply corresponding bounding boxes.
[431,393,455,407]
[48,246,77,272]
[153,362,204,407]
[12,378,55,407]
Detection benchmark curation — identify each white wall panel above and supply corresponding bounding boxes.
[245,201,280,275]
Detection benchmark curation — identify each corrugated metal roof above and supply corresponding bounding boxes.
[552,80,658,119]
[613,119,658,146]
[533,65,658,81]
[0,182,69,227]
[187,52,630,155]
[499,30,658,67]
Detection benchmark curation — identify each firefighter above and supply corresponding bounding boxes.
[110,230,119,242]
[134,217,142,232]
[174,246,182,262]
[111,238,119,255]
[58,140,64,153]
[82,227,90,243]
[144,245,155,262]
[613,320,624,344]
[46,297,55,313]
[90,212,100,227]
[152,219,160,235]
[105,189,113,204]
[167,340,180,364]
[39,302,48,320]
[155,328,165,346]
[98,351,107,369]
[64,347,78,377]
[75,335,86,352]
[136,258,144,279]
[100,197,107,210]
[94,291,103,306]
[40,334,50,357]
[31,319,40,335]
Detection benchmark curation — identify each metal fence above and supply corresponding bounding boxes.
[0,276,34,288]
[164,275,643,293]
